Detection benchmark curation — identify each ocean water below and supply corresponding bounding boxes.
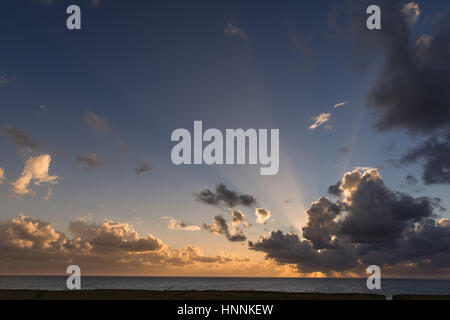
[0,276,450,297]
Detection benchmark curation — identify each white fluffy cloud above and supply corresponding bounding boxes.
[10,154,59,196]
[255,208,271,224]
[341,168,381,204]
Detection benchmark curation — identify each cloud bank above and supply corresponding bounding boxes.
[0,214,249,275]
[250,168,449,276]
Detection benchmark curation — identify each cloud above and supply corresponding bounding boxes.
[195,183,256,208]
[301,198,340,250]
[116,137,128,155]
[0,214,63,251]
[308,113,331,130]
[401,2,421,27]
[250,168,448,276]
[340,168,381,204]
[43,188,52,201]
[255,208,271,224]
[309,101,348,130]
[0,167,5,184]
[167,218,201,231]
[399,132,450,185]
[249,231,358,274]
[405,174,419,187]
[76,153,103,169]
[41,0,101,7]
[134,161,151,175]
[327,181,341,197]
[11,154,59,196]
[90,0,102,6]
[0,214,249,275]
[0,74,10,86]
[224,21,248,40]
[353,0,450,134]
[338,145,351,154]
[290,32,316,65]
[85,111,111,134]
[353,166,378,172]
[334,101,348,109]
[203,215,247,242]
[231,210,248,228]
[68,219,164,252]
[3,125,39,152]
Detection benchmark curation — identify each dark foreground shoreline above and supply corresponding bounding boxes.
[0,289,449,300]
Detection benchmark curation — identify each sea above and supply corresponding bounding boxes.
[1,276,450,297]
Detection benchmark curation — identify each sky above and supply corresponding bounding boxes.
[0,0,449,277]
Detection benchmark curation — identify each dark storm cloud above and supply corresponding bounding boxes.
[352,0,450,134]
[405,174,419,187]
[301,198,341,250]
[339,145,351,154]
[3,125,39,152]
[134,161,151,175]
[338,177,436,245]
[203,215,246,242]
[348,0,450,187]
[327,181,342,196]
[250,169,449,276]
[76,153,103,169]
[195,183,256,208]
[249,231,358,273]
[399,133,450,185]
